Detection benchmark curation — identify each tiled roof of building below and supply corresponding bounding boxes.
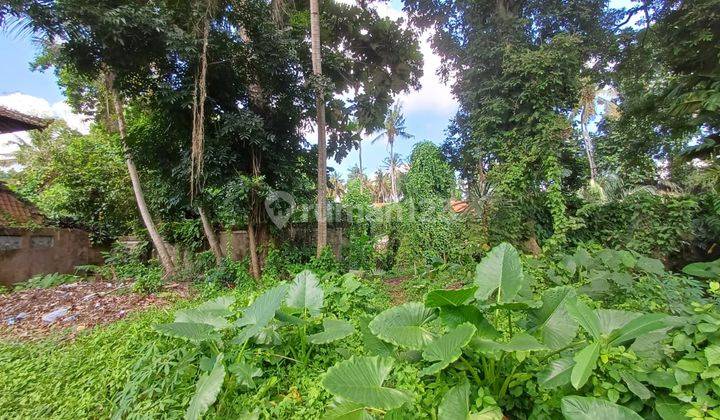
[0,105,51,134]
[0,182,45,226]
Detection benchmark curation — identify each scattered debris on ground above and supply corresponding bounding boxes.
[0,281,190,341]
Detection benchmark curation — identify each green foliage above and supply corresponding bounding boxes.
[321,356,412,412]
[5,242,720,418]
[403,142,455,208]
[13,273,80,291]
[575,191,699,258]
[310,246,340,275]
[0,307,186,418]
[393,203,472,271]
[535,246,708,315]
[561,396,643,420]
[8,121,134,242]
[342,231,376,272]
[132,266,164,294]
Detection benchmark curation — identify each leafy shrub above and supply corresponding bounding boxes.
[574,191,699,259]
[402,141,455,208]
[342,231,376,271]
[262,245,289,279]
[394,203,472,272]
[310,246,340,275]
[536,246,708,315]
[132,266,164,294]
[103,240,150,268]
[161,218,204,253]
[150,271,359,419]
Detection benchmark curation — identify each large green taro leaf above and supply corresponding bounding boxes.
[474,242,527,303]
[369,302,437,350]
[421,323,476,376]
[561,396,643,420]
[321,356,412,410]
[286,270,324,316]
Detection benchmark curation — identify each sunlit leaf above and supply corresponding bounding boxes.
[537,356,574,389]
[324,400,373,419]
[286,270,324,316]
[425,287,478,308]
[359,316,395,357]
[528,286,578,350]
[309,319,355,344]
[195,295,236,317]
[185,354,226,420]
[421,323,476,375]
[369,302,436,349]
[571,342,600,389]
[175,309,230,329]
[474,243,525,303]
[561,396,642,420]
[438,382,470,420]
[321,356,412,410]
[608,313,667,346]
[229,361,262,389]
[154,322,220,344]
[439,305,500,339]
[566,299,601,340]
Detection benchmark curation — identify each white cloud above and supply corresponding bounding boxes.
[0,93,90,165]
[0,92,90,134]
[398,36,457,114]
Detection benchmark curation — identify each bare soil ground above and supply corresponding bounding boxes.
[0,281,190,341]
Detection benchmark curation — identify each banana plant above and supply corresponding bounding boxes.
[153,270,355,420]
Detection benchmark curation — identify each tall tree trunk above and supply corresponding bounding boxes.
[389,138,397,202]
[580,108,598,184]
[198,206,223,265]
[105,72,175,275]
[239,26,265,280]
[248,148,261,280]
[310,0,328,256]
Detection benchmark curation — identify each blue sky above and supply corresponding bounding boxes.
[0,0,634,180]
[0,33,64,103]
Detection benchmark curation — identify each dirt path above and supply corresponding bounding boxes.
[383,276,409,304]
[0,281,190,341]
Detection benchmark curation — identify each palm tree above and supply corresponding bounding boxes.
[372,169,391,203]
[347,119,366,188]
[347,164,364,182]
[372,103,413,202]
[309,0,328,256]
[382,153,404,201]
[328,174,346,202]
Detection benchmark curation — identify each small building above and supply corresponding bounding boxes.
[0,105,102,286]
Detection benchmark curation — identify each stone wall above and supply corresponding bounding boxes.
[219,224,348,261]
[0,227,104,286]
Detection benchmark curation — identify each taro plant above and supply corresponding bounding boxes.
[320,242,674,418]
[151,270,355,419]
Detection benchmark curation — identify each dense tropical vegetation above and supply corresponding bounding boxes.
[0,0,719,418]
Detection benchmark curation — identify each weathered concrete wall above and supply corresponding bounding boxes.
[0,227,104,286]
[219,224,347,262]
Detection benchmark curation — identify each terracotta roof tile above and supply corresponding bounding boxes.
[0,182,45,226]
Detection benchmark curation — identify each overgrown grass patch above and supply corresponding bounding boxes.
[0,305,180,418]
